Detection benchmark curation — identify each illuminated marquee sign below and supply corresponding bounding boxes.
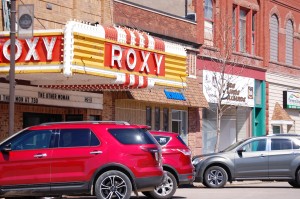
[104,43,165,76]
[0,21,187,89]
[0,34,63,64]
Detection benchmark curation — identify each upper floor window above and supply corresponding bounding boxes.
[270,14,279,62]
[286,19,294,65]
[204,0,214,45]
[232,6,256,54]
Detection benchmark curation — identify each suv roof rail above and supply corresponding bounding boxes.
[40,121,130,126]
[267,133,300,137]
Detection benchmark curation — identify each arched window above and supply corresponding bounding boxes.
[204,0,214,45]
[270,14,279,62]
[286,19,294,65]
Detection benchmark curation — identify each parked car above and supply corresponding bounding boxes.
[142,130,194,199]
[192,134,300,188]
[0,121,164,199]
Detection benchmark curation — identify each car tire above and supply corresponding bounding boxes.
[288,180,300,188]
[95,170,132,199]
[203,166,228,188]
[289,169,300,188]
[142,171,177,199]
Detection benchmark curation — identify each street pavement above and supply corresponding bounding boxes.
[63,181,298,199]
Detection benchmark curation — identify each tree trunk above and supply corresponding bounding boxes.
[214,107,221,152]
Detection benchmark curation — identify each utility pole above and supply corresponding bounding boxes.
[9,0,16,135]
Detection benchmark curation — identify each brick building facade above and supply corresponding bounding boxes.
[1,0,300,156]
[264,0,300,134]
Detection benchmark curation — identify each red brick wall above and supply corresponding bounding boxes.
[113,1,198,43]
[188,107,203,156]
[265,0,300,73]
[1,0,108,31]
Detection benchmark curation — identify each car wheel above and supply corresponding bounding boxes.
[288,180,300,188]
[142,171,177,199]
[289,169,300,188]
[203,166,228,188]
[95,170,132,199]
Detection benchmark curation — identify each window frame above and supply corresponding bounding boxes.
[171,109,188,143]
[285,19,294,65]
[270,14,279,62]
[204,0,214,45]
[232,5,256,54]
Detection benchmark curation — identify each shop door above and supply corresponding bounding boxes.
[219,115,236,151]
[171,110,188,144]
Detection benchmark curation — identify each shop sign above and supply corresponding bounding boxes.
[0,83,103,109]
[203,70,254,107]
[104,43,165,76]
[283,91,300,109]
[0,35,63,63]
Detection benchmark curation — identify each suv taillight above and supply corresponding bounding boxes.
[141,146,162,166]
[175,148,191,156]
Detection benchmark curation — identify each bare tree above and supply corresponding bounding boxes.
[201,11,254,152]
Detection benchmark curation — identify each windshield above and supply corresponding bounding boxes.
[220,138,250,152]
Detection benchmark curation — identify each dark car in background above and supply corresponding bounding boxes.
[142,131,194,199]
[192,134,300,188]
[0,121,164,199]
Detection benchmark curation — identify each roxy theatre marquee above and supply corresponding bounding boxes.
[0,21,188,91]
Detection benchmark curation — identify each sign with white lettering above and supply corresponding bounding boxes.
[0,83,103,109]
[203,70,254,107]
[0,35,62,64]
[104,43,165,76]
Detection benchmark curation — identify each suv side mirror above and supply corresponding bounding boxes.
[1,144,12,153]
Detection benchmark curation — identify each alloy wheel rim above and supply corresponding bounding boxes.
[100,175,127,199]
[154,175,174,196]
[207,169,224,186]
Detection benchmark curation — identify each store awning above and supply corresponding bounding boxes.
[271,102,294,125]
[128,77,208,108]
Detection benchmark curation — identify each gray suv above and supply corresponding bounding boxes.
[192,134,300,188]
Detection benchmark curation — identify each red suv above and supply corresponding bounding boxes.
[0,121,164,199]
[142,131,194,199]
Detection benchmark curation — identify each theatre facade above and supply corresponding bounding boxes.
[0,21,206,153]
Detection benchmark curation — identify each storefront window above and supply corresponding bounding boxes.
[255,80,262,106]
[65,114,83,121]
[89,115,101,121]
[163,108,169,131]
[272,125,281,134]
[23,112,62,128]
[171,110,188,143]
[146,106,152,127]
[155,107,160,130]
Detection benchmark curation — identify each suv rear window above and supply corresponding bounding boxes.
[154,136,171,146]
[109,128,157,145]
[177,135,188,146]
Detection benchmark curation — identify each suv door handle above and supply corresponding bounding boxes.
[34,153,47,158]
[90,150,102,155]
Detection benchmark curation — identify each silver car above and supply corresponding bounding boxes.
[192,134,300,188]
